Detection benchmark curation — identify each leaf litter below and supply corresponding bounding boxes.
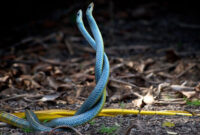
[0,2,200,135]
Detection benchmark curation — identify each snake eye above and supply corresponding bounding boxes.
[77,10,82,17]
[88,3,94,10]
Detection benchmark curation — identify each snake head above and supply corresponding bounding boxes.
[86,2,94,16]
[76,9,83,24]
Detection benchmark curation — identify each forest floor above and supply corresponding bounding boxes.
[0,2,200,135]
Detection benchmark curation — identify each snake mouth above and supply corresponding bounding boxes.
[88,2,94,10]
[86,2,94,15]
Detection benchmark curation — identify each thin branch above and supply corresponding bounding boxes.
[109,77,140,89]
[0,94,43,102]
[175,64,196,78]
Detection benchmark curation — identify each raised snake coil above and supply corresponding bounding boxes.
[0,3,109,132]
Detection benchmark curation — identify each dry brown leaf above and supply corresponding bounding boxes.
[66,96,76,104]
[174,61,185,74]
[12,63,29,74]
[110,91,137,103]
[33,63,53,74]
[143,88,155,105]
[56,100,67,105]
[75,88,82,98]
[47,76,59,90]
[154,83,170,98]
[195,83,200,91]
[33,71,46,82]
[54,66,63,76]
[30,80,41,89]
[138,58,154,73]
[138,63,145,73]
[19,74,32,80]
[181,91,196,98]
[0,75,9,83]
[110,94,121,102]
[132,98,144,108]
[125,61,134,68]
[57,83,74,91]
[175,63,196,78]
[19,75,41,90]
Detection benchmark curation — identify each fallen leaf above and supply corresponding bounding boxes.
[0,75,9,82]
[110,94,121,102]
[66,96,77,104]
[57,83,74,91]
[195,83,200,91]
[138,58,154,73]
[47,77,59,90]
[162,121,175,127]
[54,66,63,76]
[155,83,170,98]
[19,75,41,90]
[166,131,177,135]
[33,71,46,82]
[56,100,67,105]
[40,93,61,102]
[143,87,155,105]
[125,61,134,68]
[33,63,53,74]
[181,91,196,98]
[132,98,144,108]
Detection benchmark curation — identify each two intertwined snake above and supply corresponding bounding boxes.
[0,3,109,132]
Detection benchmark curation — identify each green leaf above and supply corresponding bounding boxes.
[89,120,95,125]
[99,124,118,135]
[43,119,49,123]
[119,101,125,109]
[162,121,175,127]
[186,99,200,106]
[22,128,33,133]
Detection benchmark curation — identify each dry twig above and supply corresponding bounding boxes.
[0,94,43,102]
[109,77,139,89]
[175,64,196,78]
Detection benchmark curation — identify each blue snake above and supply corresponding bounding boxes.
[0,3,110,132]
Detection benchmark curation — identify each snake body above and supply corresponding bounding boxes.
[0,112,30,130]
[0,3,109,132]
[75,3,108,115]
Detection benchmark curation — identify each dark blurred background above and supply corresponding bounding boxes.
[0,0,199,49]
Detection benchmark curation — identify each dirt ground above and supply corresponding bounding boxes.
[0,1,200,135]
